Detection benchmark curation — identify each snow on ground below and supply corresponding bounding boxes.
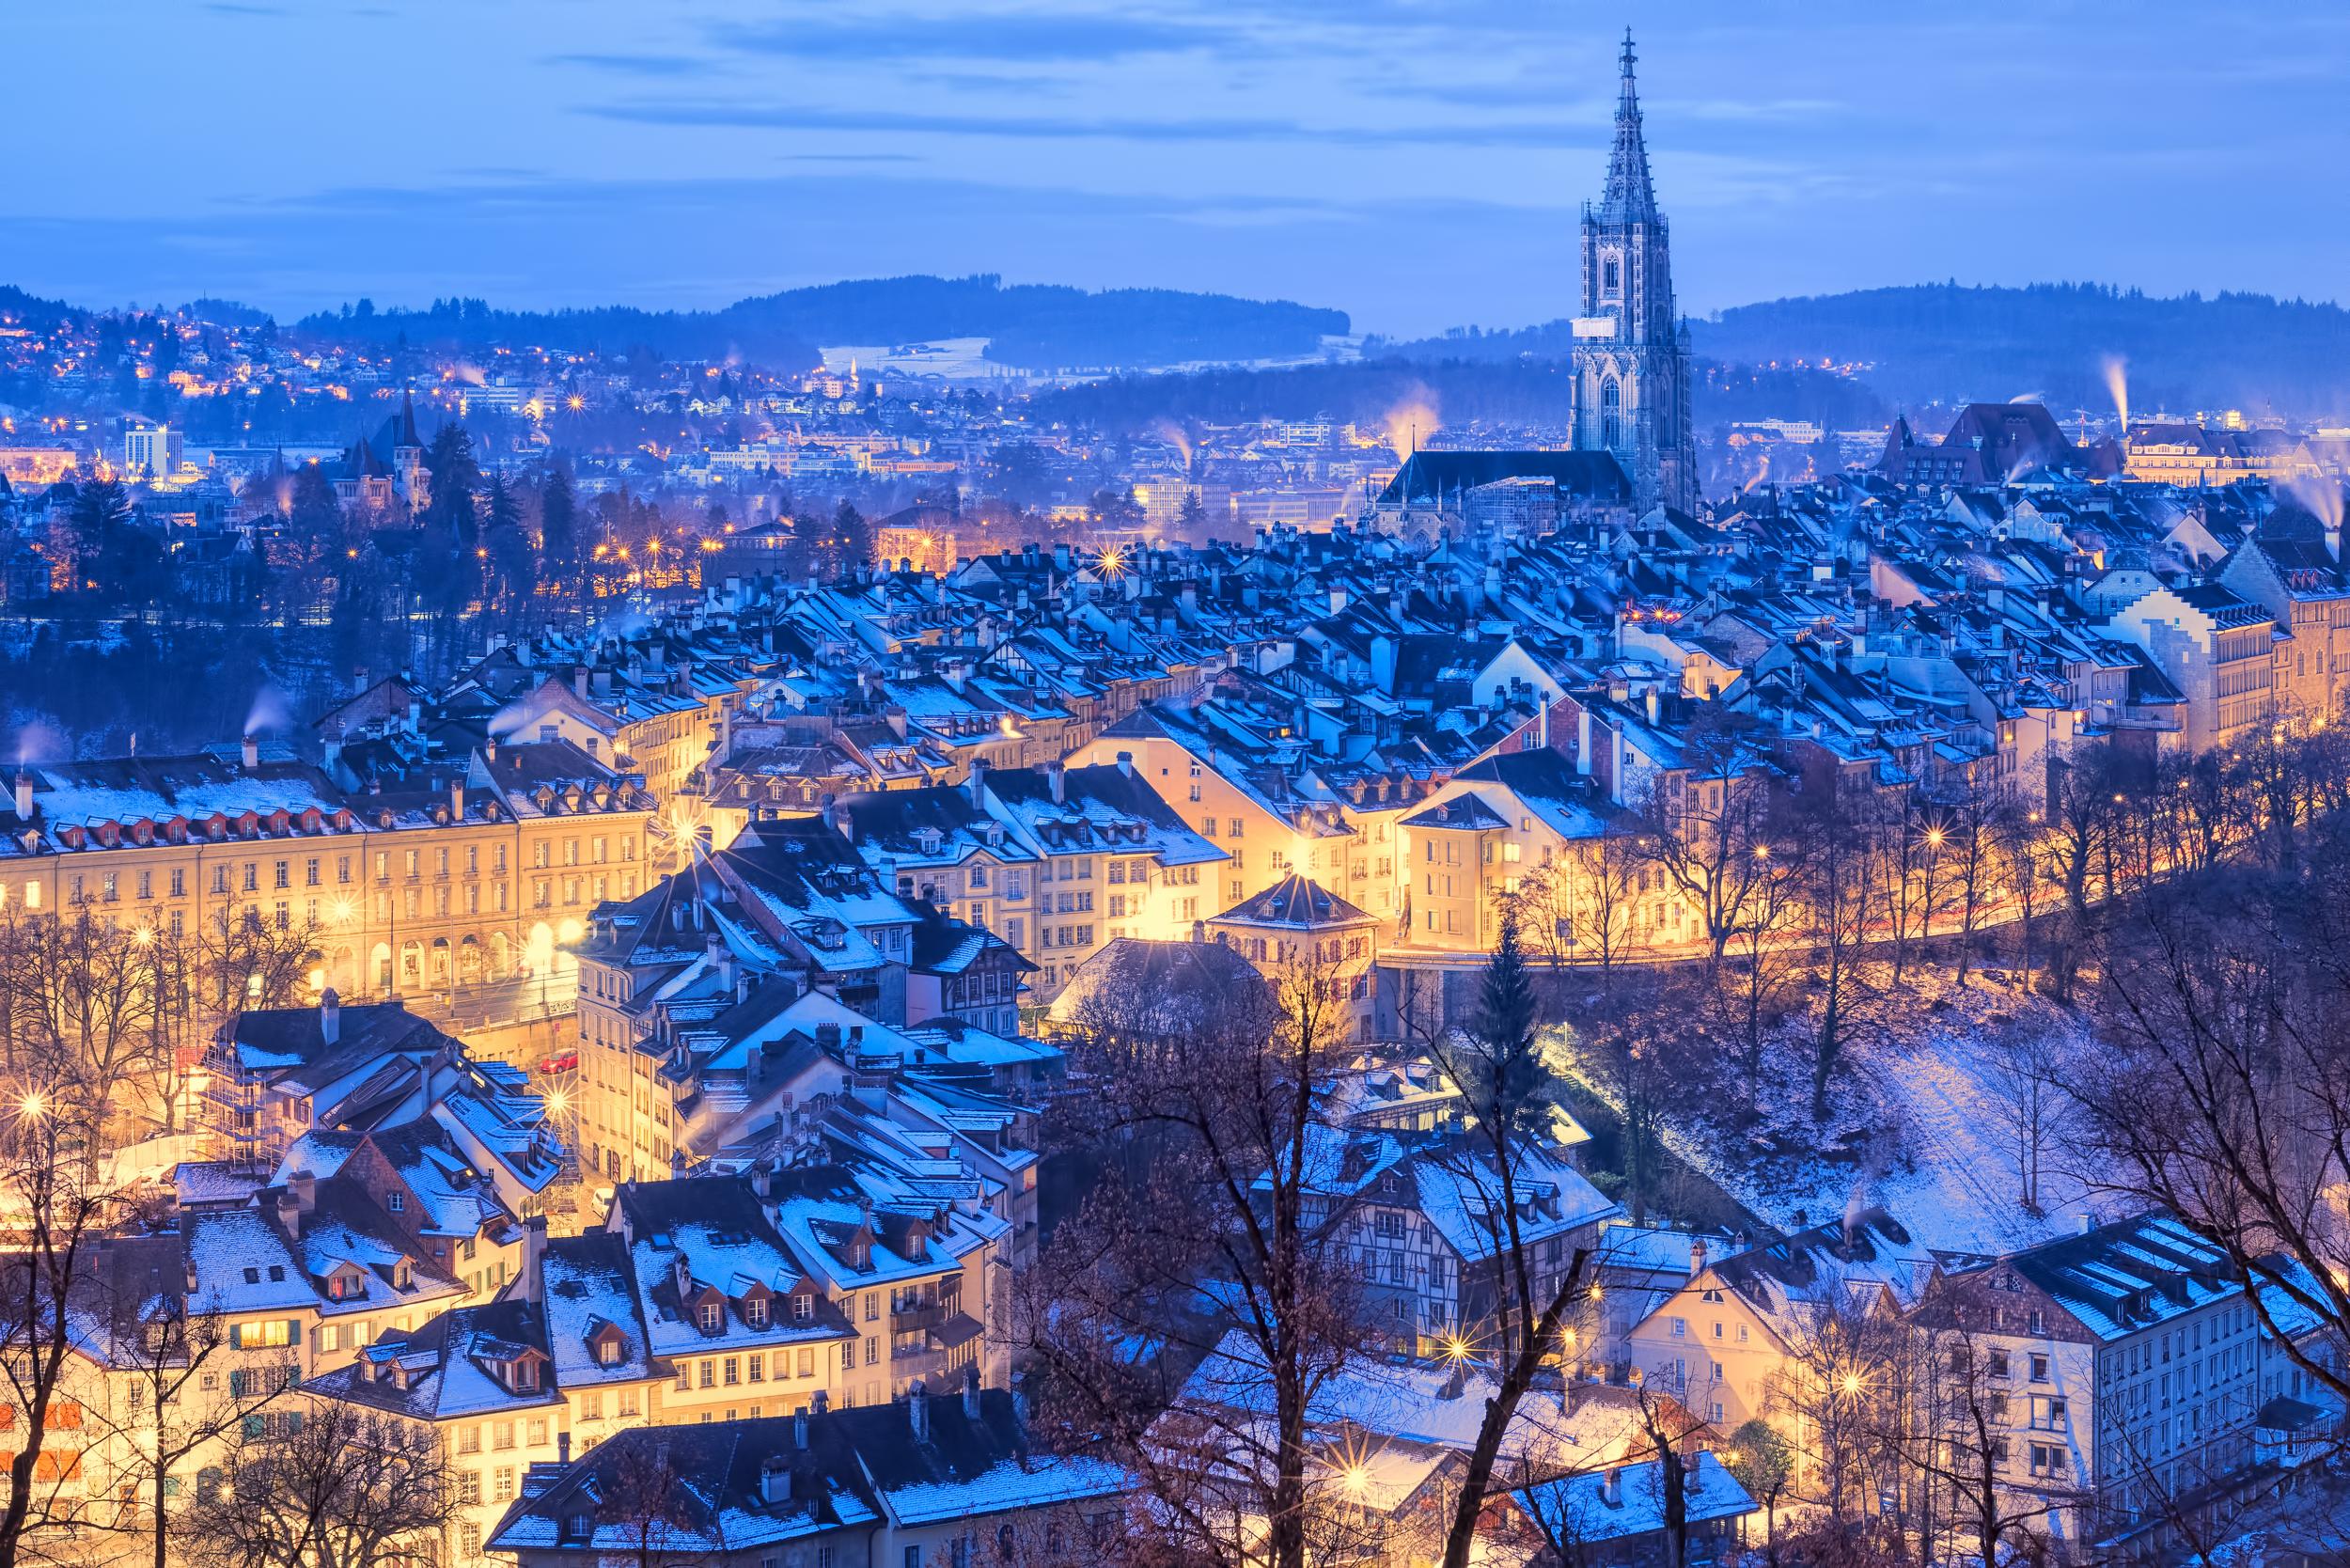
[1581,963,2121,1258]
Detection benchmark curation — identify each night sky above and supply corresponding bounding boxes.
[8,2,2345,337]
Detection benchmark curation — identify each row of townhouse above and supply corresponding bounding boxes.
[1602,1209,2339,1559]
[0,735,652,1005]
[290,1161,1020,1562]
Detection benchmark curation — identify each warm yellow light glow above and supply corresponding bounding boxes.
[556,917,585,945]
[544,1089,571,1117]
[1840,1372,1864,1396]
[18,1090,46,1121]
[1752,844,1769,861]
[1341,1464,1370,1498]
[1924,827,1945,848]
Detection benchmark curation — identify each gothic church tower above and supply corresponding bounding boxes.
[1574,31,1696,512]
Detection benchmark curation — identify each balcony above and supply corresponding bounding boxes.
[891,1299,955,1333]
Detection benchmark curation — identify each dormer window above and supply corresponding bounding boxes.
[697,1301,723,1334]
[791,1294,813,1324]
[387,1192,405,1215]
[393,1261,412,1290]
[509,1358,540,1392]
[744,1298,770,1330]
[596,1337,623,1368]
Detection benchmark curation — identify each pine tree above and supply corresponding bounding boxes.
[1473,905,1546,1141]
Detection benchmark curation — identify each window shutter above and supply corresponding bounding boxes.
[228,1324,243,1350]
[287,1319,303,1346]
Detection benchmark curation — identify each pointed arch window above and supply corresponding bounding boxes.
[1601,378,1622,447]
[1603,255,1621,296]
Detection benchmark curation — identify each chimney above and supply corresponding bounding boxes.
[962,1362,981,1420]
[793,1409,810,1450]
[1115,750,1135,779]
[449,773,465,821]
[759,1454,791,1505]
[288,1168,317,1215]
[322,731,343,776]
[515,1215,548,1302]
[1689,1235,1708,1278]
[1602,1467,1622,1507]
[573,666,589,700]
[964,757,988,809]
[1644,689,1661,727]
[908,1379,930,1442]
[319,988,341,1045]
[1046,760,1066,807]
[556,1432,571,1465]
[406,699,422,734]
[2076,1211,2093,1236]
[11,769,30,823]
[242,732,260,771]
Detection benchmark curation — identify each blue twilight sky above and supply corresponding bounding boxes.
[6,2,2347,338]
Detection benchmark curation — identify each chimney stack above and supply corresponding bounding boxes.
[13,769,32,823]
[962,1362,981,1420]
[242,733,260,772]
[964,757,988,809]
[319,988,341,1045]
[1689,1235,1708,1278]
[908,1379,930,1442]
[1046,760,1066,807]
[1115,750,1135,779]
[1602,1467,1622,1507]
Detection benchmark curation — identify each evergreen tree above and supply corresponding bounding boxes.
[68,478,132,589]
[421,423,481,540]
[1472,905,1547,1142]
[825,499,871,579]
[539,464,578,572]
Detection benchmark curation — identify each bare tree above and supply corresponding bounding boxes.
[1988,801,2048,995]
[1982,1022,2074,1215]
[1633,713,1779,970]
[1022,948,1363,1568]
[2042,744,2123,1003]
[1790,787,1883,1121]
[2067,843,2350,1411]
[1716,844,1799,1114]
[1890,1321,2066,1568]
[76,1255,285,1568]
[0,1090,121,1568]
[184,1401,454,1568]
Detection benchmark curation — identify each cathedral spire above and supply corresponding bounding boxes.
[1601,27,1656,222]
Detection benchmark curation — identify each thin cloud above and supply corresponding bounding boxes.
[546,52,717,78]
[584,99,1630,150]
[707,14,1219,65]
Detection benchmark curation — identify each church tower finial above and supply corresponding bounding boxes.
[1602,28,1656,222]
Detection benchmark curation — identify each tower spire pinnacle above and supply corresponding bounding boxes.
[1601,28,1656,222]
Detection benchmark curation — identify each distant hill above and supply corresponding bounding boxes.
[289,274,1348,374]
[1380,283,2350,418]
[0,285,79,329]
